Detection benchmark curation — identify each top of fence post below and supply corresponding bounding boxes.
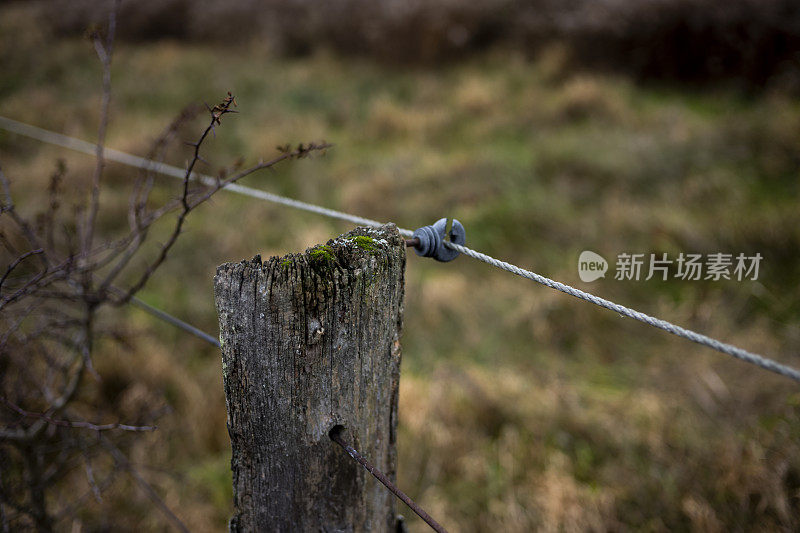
[214,224,406,532]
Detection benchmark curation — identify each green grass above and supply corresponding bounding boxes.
[2,8,800,530]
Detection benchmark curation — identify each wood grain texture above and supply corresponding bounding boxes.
[214,224,405,532]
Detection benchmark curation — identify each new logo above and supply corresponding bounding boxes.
[578,251,608,282]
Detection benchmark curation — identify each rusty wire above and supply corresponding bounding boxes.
[330,426,448,533]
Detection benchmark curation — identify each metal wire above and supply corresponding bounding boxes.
[0,116,415,237]
[444,241,800,383]
[330,427,448,533]
[3,115,798,383]
[128,295,220,348]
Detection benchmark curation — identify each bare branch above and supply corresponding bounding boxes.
[43,160,66,252]
[0,249,43,294]
[0,166,50,269]
[82,454,102,503]
[0,397,156,433]
[0,366,83,442]
[101,438,189,533]
[79,307,100,382]
[109,93,237,302]
[0,256,77,311]
[1,65,329,528]
[114,138,332,305]
[82,0,119,261]
[53,464,117,524]
[0,166,12,212]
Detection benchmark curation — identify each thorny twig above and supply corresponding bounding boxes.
[110,94,331,304]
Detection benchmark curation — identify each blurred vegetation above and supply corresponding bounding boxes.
[37,0,800,92]
[1,1,800,531]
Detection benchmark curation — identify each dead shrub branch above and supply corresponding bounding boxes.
[0,9,329,528]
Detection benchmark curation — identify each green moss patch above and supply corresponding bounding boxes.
[309,244,335,263]
[350,235,377,252]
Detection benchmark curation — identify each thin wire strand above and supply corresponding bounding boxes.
[330,428,448,533]
[128,295,220,348]
[3,115,798,383]
[444,241,800,382]
[0,116,414,237]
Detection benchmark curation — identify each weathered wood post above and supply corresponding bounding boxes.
[214,224,405,532]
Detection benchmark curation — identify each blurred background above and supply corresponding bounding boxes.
[1,0,799,530]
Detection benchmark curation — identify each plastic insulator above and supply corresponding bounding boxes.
[412,218,466,262]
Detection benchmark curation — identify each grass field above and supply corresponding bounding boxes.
[2,5,800,531]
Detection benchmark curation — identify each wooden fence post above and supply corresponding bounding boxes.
[214,224,406,532]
